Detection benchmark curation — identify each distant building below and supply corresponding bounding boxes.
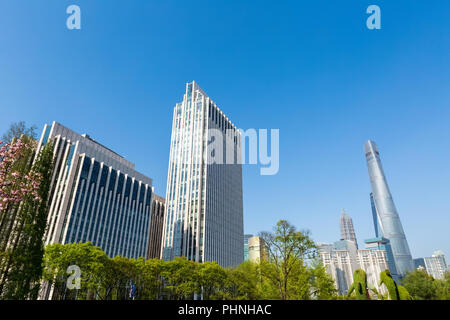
[319,240,358,294]
[320,250,355,295]
[317,242,334,252]
[248,236,267,263]
[340,210,358,248]
[357,249,389,293]
[413,258,425,270]
[333,239,358,253]
[146,195,165,259]
[424,251,447,280]
[319,240,388,296]
[244,234,253,262]
[364,237,398,280]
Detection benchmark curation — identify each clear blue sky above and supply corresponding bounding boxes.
[1,0,449,259]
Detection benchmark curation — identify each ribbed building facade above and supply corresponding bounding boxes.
[146,194,165,259]
[248,236,267,263]
[244,234,253,262]
[319,240,389,296]
[161,81,244,267]
[424,251,447,280]
[357,249,389,294]
[36,121,154,259]
[364,237,398,278]
[364,140,414,276]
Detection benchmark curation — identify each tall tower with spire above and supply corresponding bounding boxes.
[364,140,414,276]
[340,209,358,248]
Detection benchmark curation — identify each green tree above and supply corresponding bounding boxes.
[259,220,317,300]
[224,261,266,300]
[161,257,198,299]
[196,261,228,300]
[287,259,312,300]
[93,255,136,300]
[133,257,164,300]
[42,242,109,300]
[435,271,450,300]
[309,260,338,300]
[401,269,438,300]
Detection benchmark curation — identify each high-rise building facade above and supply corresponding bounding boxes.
[161,82,244,267]
[320,250,355,295]
[146,194,165,259]
[339,209,358,248]
[357,249,389,294]
[424,251,447,280]
[364,237,398,279]
[319,240,358,295]
[370,193,381,238]
[36,121,154,259]
[248,236,267,263]
[364,140,414,276]
[413,258,426,270]
[244,234,253,262]
[319,240,388,296]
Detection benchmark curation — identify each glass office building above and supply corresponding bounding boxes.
[424,251,447,280]
[36,121,154,259]
[146,194,165,259]
[161,81,244,267]
[413,258,426,270]
[364,140,414,276]
[244,234,253,262]
[364,237,398,279]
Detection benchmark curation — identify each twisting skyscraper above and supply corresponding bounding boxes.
[364,140,414,276]
[340,209,358,248]
[161,81,244,267]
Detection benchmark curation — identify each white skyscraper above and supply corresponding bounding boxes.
[161,82,244,267]
[248,236,268,263]
[424,250,447,280]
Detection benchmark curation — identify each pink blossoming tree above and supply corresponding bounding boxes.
[0,135,54,299]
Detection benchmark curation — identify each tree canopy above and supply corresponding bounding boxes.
[258,220,318,300]
[401,269,449,300]
[40,220,339,301]
[1,121,38,144]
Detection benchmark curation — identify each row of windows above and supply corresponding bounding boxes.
[65,156,152,259]
[208,101,239,146]
[164,93,207,260]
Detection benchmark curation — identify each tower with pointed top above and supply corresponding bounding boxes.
[364,140,414,276]
[340,210,358,248]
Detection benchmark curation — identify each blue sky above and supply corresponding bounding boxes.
[0,0,449,259]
